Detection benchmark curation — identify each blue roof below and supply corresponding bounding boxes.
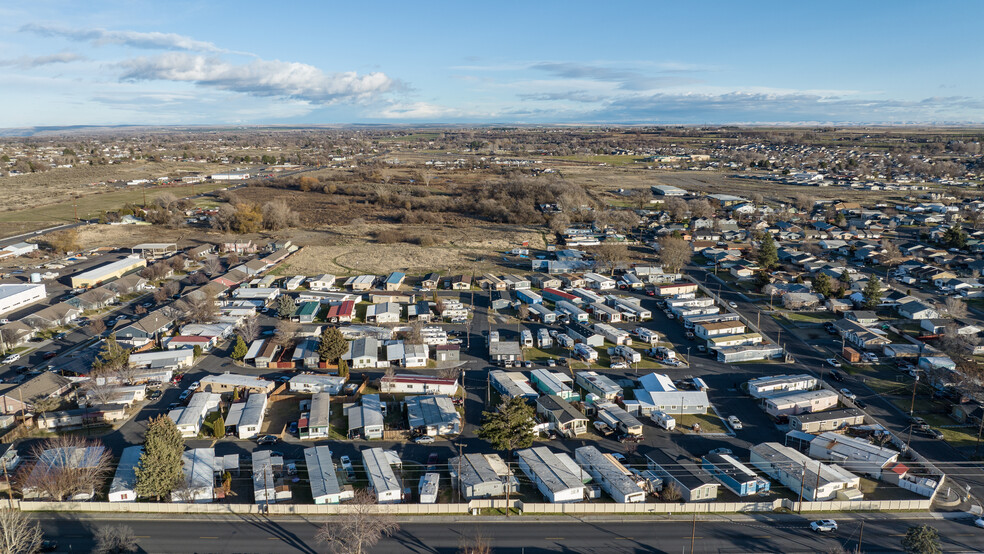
[385,272,405,284]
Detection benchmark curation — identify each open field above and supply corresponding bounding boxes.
[0,182,233,238]
[267,223,548,276]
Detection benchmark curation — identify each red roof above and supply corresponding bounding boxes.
[543,288,577,301]
[327,300,355,318]
[169,336,211,343]
[889,462,909,475]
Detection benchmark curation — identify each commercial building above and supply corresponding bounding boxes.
[750,442,862,501]
[809,432,899,479]
[789,408,866,434]
[448,453,518,499]
[362,447,403,504]
[0,283,46,316]
[575,446,645,503]
[645,448,719,502]
[517,446,590,503]
[306,446,354,504]
[71,256,147,288]
[702,453,771,497]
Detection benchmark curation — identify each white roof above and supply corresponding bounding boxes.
[201,373,272,389]
[109,446,143,497]
[306,446,344,500]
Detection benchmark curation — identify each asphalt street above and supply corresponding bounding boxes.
[28,512,984,553]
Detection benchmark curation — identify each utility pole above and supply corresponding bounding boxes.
[856,520,864,554]
[456,441,463,502]
[689,511,697,554]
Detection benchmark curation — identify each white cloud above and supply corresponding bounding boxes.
[374,101,467,119]
[0,51,86,68]
[118,53,396,104]
[21,23,243,54]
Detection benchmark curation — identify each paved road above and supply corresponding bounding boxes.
[29,512,984,553]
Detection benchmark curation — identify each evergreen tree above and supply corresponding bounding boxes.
[317,327,348,362]
[901,524,941,554]
[212,413,225,439]
[277,295,296,319]
[231,335,248,361]
[477,397,536,455]
[92,333,131,373]
[134,415,185,501]
[757,233,778,270]
[813,272,833,298]
[337,358,349,378]
[862,276,883,308]
[943,224,967,249]
[839,270,853,285]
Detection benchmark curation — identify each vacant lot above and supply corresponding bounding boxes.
[272,223,547,276]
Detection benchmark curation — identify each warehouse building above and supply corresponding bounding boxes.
[575,446,645,503]
[71,256,147,288]
[0,283,46,316]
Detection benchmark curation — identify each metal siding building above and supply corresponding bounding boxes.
[517,446,589,503]
[702,453,770,497]
[305,446,354,504]
[362,447,403,504]
[448,453,518,499]
[575,446,645,503]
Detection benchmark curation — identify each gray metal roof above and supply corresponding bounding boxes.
[362,447,401,496]
[305,446,343,500]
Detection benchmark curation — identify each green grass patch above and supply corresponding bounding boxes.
[936,426,983,449]
[783,311,837,324]
[675,412,729,434]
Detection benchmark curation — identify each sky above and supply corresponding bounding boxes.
[2,1,983,127]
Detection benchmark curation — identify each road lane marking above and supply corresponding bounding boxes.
[544,537,565,540]
[200,536,219,539]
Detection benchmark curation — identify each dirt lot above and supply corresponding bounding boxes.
[272,223,547,276]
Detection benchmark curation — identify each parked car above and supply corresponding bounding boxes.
[728,301,738,309]
[148,390,163,400]
[853,398,867,409]
[708,448,733,455]
[685,331,695,340]
[910,416,930,431]
[810,520,838,532]
[426,453,439,471]
[697,344,707,353]
[547,358,557,367]
[974,516,984,529]
[255,435,279,445]
[829,370,844,382]
[727,415,743,430]
[39,539,58,552]
[288,421,298,435]
[1,354,21,365]
[42,351,57,360]
[340,455,355,478]
[839,388,857,401]
[611,453,627,463]
[825,358,842,368]
[928,429,944,440]
[414,435,436,444]
[178,390,192,401]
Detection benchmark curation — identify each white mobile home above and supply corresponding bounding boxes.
[517,446,590,503]
[575,446,645,503]
[306,446,354,504]
[108,446,143,503]
[362,447,403,504]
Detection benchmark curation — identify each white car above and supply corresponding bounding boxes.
[810,519,838,532]
[413,435,436,444]
[728,301,738,308]
[2,354,20,365]
[840,388,857,401]
[728,416,743,430]
[974,517,984,529]
[825,358,842,368]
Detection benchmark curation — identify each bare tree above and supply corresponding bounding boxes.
[202,255,222,276]
[656,236,692,273]
[458,530,493,554]
[547,213,571,236]
[0,508,43,554]
[154,192,178,211]
[89,318,107,335]
[664,197,688,221]
[516,303,530,321]
[944,297,968,319]
[262,198,298,230]
[591,243,629,275]
[880,239,903,268]
[687,198,715,219]
[94,524,138,554]
[273,320,301,349]
[239,315,260,342]
[316,489,400,554]
[17,435,112,501]
[661,481,682,502]
[186,293,218,324]
[403,320,425,345]
[438,367,461,382]
[793,193,815,212]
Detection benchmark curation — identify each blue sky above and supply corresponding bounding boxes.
[2,1,983,127]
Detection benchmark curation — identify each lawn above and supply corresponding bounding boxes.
[783,311,837,324]
[522,344,669,371]
[551,155,649,166]
[675,413,728,434]
[937,426,983,450]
